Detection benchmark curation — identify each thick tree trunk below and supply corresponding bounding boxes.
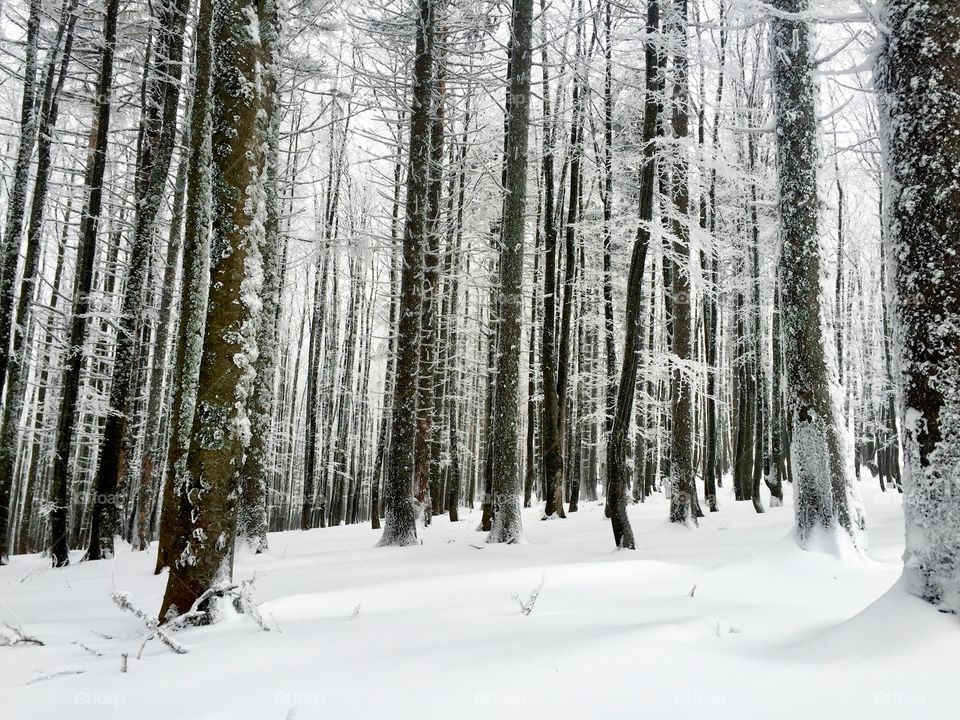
[415,25,447,521]
[771,0,864,551]
[159,0,266,620]
[878,0,960,610]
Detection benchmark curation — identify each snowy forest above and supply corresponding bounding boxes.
[0,0,957,717]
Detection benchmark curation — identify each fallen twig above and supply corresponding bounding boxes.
[111,591,188,655]
[511,573,545,616]
[0,623,44,647]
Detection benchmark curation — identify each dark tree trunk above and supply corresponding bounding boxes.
[771,0,864,550]
[667,0,697,526]
[378,0,438,546]
[89,0,193,561]
[0,0,78,563]
[538,0,566,521]
[159,0,267,620]
[487,0,534,544]
[606,0,661,548]
[878,0,960,609]
[48,0,121,568]
[0,0,42,407]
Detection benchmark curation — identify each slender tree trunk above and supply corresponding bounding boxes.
[378,0,437,546]
[0,0,42,407]
[0,0,78,563]
[556,0,585,517]
[667,0,697,526]
[89,0,193,561]
[487,0,534,544]
[538,0,565,520]
[48,0,121,568]
[237,0,282,552]
[606,0,661,548]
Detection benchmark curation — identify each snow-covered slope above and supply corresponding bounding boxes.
[1,479,955,719]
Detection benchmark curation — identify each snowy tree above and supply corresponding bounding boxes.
[770,0,865,552]
[159,0,267,620]
[487,0,534,544]
[877,0,960,611]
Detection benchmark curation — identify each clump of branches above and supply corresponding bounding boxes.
[0,623,44,646]
[112,580,269,657]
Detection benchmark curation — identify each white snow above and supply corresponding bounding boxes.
[1,479,956,719]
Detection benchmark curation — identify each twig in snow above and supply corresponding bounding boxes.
[73,641,103,657]
[511,573,545,616]
[19,564,48,583]
[111,591,188,655]
[26,670,85,685]
[0,623,44,646]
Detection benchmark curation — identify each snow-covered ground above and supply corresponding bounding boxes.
[1,479,956,719]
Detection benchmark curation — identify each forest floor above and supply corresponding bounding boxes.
[1,477,957,719]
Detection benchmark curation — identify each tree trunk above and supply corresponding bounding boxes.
[237,0,281,552]
[378,0,437,547]
[159,0,267,620]
[89,0,193,561]
[667,0,697,526]
[0,0,42,406]
[0,0,78,563]
[771,0,864,551]
[878,0,960,610]
[606,0,661,548]
[486,0,534,544]
[538,0,565,521]
[48,0,121,568]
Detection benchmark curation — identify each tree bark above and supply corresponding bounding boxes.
[878,0,960,610]
[159,0,267,620]
[771,0,864,551]
[378,0,437,546]
[486,0,534,544]
[606,0,661,548]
